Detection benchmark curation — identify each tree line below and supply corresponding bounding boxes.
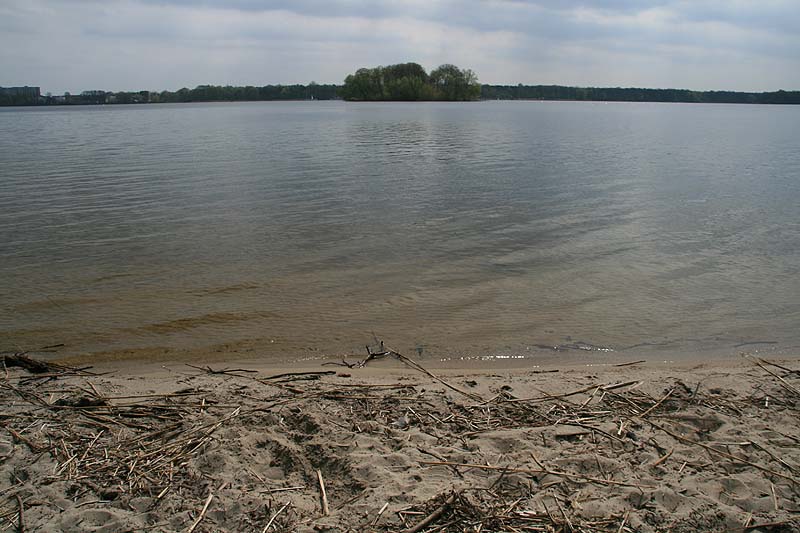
[480,85,800,104]
[339,63,481,101]
[0,84,341,106]
[154,83,340,103]
[3,80,800,106]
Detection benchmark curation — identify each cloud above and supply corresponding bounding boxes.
[0,0,798,93]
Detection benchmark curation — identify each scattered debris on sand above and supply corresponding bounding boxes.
[1,348,799,532]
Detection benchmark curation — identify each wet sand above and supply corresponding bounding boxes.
[1,351,799,532]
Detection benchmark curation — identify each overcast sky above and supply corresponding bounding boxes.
[1,0,798,94]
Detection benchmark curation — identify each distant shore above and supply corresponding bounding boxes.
[3,83,800,106]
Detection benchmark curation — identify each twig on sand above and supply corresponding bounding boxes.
[186,364,258,375]
[639,388,674,418]
[322,360,352,368]
[395,350,483,401]
[373,502,389,526]
[262,501,291,532]
[404,492,457,533]
[649,421,799,485]
[365,341,483,401]
[7,428,44,453]
[614,360,646,367]
[507,380,640,404]
[316,469,330,516]
[16,495,24,533]
[770,482,779,511]
[651,448,673,467]
[262,485,305,494]
[755,359,800,375]
[617,510,630,533]
[748,356,800,397]
[186,489,214,533]
[263,371,336,381]
[743,521,796,532]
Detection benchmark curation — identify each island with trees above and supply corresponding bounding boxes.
[340,63,481,101]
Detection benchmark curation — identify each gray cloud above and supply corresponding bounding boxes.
[1,0,798,93]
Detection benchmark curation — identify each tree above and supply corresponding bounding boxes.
[340,62,480,101]
[429,64,480,101]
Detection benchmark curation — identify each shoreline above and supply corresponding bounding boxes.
[47,338,799,375]
[4,100,800,110]
[2,351,799,532]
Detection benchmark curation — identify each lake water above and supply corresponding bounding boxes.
[1,101,799,364]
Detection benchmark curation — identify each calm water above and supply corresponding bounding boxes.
[1,101,799,363]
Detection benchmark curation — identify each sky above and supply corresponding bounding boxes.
[1,0,799,94]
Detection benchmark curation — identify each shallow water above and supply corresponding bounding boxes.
[1,101,799,362]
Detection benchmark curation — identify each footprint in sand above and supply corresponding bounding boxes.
[60,508,128,533]
[715,477,774,513]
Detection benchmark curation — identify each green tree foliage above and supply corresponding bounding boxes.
[7,81,799,107]
[478,85,800,104]
[429,64,480,101]
[340,63,480,101]
[151,84,340,103]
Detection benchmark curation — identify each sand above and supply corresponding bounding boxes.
[1,350,799,532]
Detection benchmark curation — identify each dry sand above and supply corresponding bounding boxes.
[1,350,799,532]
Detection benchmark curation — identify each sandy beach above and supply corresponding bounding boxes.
[1,349,799,532]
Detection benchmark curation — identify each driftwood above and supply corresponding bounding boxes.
[186,364,258,375]
[2,354,58,374]
[360,341,483,401]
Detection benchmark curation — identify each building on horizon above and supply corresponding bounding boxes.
[0,86,41,105]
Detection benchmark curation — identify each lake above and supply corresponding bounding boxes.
[1,100,799,363]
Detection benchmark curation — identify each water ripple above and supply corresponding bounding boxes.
[1,101,799,361]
